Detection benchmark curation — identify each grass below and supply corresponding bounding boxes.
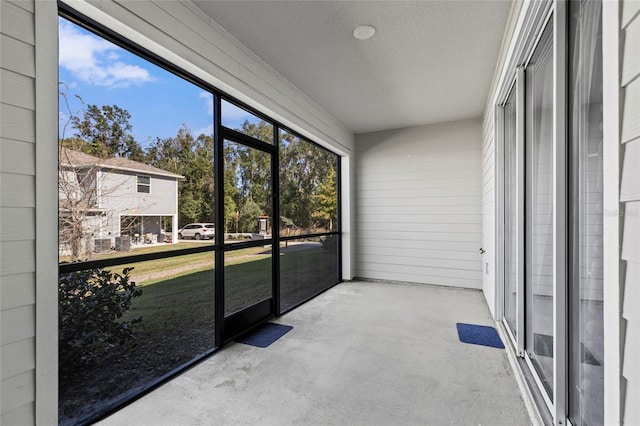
[103,246,270,286]
[60,244,339,425]
[59,241,214,263]
[124,245,338,325]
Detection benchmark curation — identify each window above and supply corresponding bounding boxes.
[137,175,150,193]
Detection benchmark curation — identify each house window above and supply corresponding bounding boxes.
[137,175,150,193]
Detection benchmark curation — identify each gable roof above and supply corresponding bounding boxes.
[59,147,185,180]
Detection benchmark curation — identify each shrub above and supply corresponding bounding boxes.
[58,267,142,370]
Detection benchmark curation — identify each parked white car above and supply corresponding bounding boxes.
[178,223,215,240]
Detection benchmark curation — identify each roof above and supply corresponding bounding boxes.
[59,147,185,180]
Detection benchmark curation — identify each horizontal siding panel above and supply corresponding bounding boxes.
[0,1,35,45]
[622,1,640,28]
[0,207,34,241]
[0,173,35,207]
[358,222,481,234]
[357,261,481,281]
[0,241,35,276]
[358,186,481,199]
[357,156,480,171]
[356,254,481,271]
[358,246,480,261]
[356,238,481,252]
[622,15,640,85]
[355,205,482,216]
[355,269,481,289]
[622,77,640,143]
[357,214,481,225]
[621,140,640,201]
[622,201,640,263]
[0,139,35,176]
[357,230,481,243]
[1,402,34,425]
[1,338,34,380]
[357,196,482,208]
[0,69,34,110]
[358,167,481,182]
[0,272,35,310]
[1,305,35,345]
[623,261,639,321]
[0,104,35,143]
[0,370,34,415]
[0,34,35,77]
[7,0,34,13]
[359,176,482,192]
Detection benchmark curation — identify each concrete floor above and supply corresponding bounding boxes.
[99,281,532,426]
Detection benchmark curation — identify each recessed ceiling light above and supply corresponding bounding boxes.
[353,25,376,41]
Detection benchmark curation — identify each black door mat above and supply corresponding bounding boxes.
[236,323,293,348]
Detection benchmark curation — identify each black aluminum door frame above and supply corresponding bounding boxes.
[214,96,280,344]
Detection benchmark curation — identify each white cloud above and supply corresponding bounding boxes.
[200,92,214,116]
[59,19,154,88]
[221,99,254,122]
[193,124,214,137]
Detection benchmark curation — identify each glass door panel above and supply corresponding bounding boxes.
[525,22,554,399]
[222,138,274,337]
[224,245,273,316]
[503,86,518,338]
[568,0,604,423]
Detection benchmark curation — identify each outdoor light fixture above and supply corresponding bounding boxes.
[353,25,376,40]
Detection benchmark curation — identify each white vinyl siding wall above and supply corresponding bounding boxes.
[354,119,483,289]
[620,1,640,423]
[101,172,179,215]
[0,0,37,423]
[482,108,496,311]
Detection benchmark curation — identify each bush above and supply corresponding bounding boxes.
[58,267,142,370]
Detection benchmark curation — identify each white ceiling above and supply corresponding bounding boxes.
[192,1,511,135]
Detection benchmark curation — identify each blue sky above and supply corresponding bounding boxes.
[58,17,253,149]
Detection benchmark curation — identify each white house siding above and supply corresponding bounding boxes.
[100,171,178,216]
[354,120,483,289]
[621,1,640,423]
[0,0,37,423]
[482,108,496,313]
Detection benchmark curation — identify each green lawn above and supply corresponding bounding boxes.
[123,245,338,329]
[60,244,339,425]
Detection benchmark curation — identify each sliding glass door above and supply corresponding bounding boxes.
[524,21,555,399]
[568,0,604,423]
[499,2,604,423]
[503,86,519,341]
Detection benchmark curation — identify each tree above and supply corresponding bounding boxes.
[72,104,145,161]
[146,127,218,228]
[279,131,337,232]
[312,166,338,231]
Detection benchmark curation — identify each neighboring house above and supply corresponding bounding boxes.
[58,147,183,254]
